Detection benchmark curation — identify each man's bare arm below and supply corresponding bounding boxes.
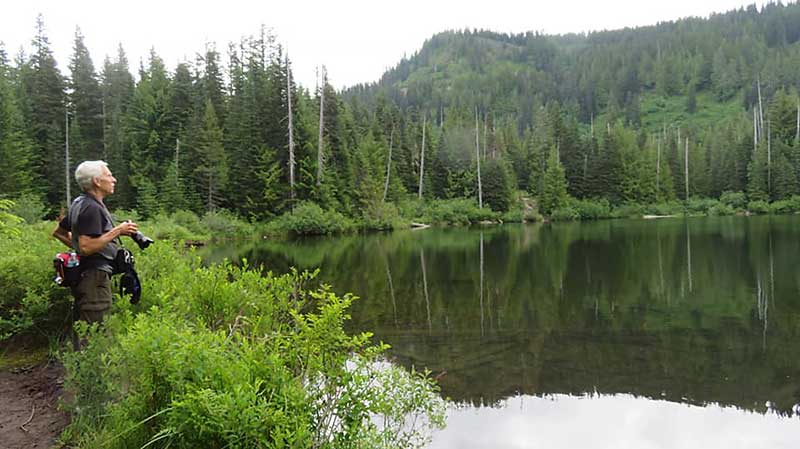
[52,225,73,249]
[77,221,138,256]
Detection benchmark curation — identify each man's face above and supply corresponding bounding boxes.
[94,166,116,196]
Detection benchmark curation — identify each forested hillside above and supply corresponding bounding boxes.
[2,3,800,224]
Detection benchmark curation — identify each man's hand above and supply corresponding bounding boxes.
[115,221,139,237]
[77,221,139,256]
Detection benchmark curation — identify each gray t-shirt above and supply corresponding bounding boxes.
[59,194,118,273]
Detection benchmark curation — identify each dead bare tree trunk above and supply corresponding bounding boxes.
[420,248,431,331]
[382,125,394,203]
[796,101,800,142]
[684,137,689,200]
[65,109,70,207]
[767,119,772,197]
[287,53,295,202]
[480,231,485,336]
[175,138,180,187]
[418,115,427,199]
[754,107,759,153]
[656,136,661,195]
[317,66,326,187]
[757,77,765,137]
[483,112,488,159]
[475,107,483,209]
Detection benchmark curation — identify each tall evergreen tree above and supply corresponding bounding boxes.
[69,27,104,162]
[20,15,66,208]
[195,100,228,211]
[540,146,569,214]
[0,45,35,197]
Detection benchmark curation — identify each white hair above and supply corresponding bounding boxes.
[74,160,109,191]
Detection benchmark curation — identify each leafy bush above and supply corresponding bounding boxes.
[61,243,446,449]
[686,197,720,215]
[769,196,800,214]
[708,203,735,216]
[417,198,498,226]
[550,206,580,221]
[268,201,355,236]
[643,201,684,216]
[571,198,612,220]
[720,191,747,210]
[201,209,254,238]
[612,202,646,218]
[0,222,72,341]
[7,192,48,224]
[748,200,770,215]
[361,202,409,231]
[0,199,24,237]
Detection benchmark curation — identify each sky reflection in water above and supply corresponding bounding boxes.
[429,393,800,449]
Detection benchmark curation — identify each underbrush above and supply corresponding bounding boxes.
[407,198,499,226]
[59,242,446,448]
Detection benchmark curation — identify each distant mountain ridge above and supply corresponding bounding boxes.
[345,2,800,130]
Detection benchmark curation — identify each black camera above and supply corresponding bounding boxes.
[131,230,154,250]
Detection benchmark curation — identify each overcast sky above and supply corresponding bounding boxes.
[1,0,765,90]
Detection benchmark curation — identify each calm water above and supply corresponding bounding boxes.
[203,216,800,448]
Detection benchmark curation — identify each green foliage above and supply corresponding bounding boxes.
[747,200,770,215]
[0,222,71,341]
[708,203,735,216]
[416,198,498,226]
[570,198,612,220]
[6,192,48,224]
[720,191,748,210]
[361,202,409,231]
[268,201,355,236]
[0,199,24,237]
[768,196,800,214]
[611,203,646,218]
[539,147,569,215]
[59,241,446,449]
[550,206,580,221]
[686,198,722,215]
[200,209,253,237]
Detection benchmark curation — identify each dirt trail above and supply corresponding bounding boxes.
[0,361,69,449]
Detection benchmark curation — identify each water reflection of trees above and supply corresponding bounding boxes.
[203,217,800,416]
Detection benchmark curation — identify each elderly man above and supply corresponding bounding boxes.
[53,161,139,325]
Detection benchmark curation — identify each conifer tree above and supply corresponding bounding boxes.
[69,27,103,162]
[20,15,66,207]
[101,45,135,209]
[195,100,228,211]
[0,46,35,197]
[540,146,569,215]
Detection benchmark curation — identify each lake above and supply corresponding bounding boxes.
[202,216,800,448]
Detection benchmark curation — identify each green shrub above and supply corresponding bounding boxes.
[571,198,612,220]
[61,245,446,449]
[7,193,48,224]
[708,203,735,216]
[361,202,409,231]
[769,196,800,214]
[720,191,747,210]
[170,209,206,234]
[550,206,580,221]
[686,197,720,215]
[201,209,253,238]
[0,222,72,341]
[612,203,646,218]
[268,201,355,236]
[643,201,684,216]
[417,198,498,226]
[748,200,770,215]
